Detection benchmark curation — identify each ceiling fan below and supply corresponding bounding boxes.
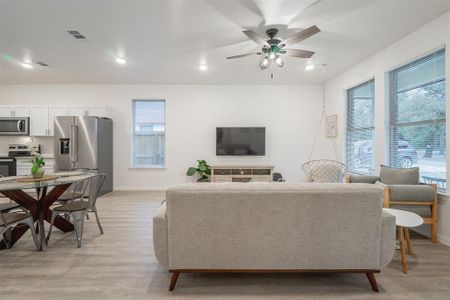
[227,25,320,70]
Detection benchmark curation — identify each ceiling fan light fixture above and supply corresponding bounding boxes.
[275,56,284,67]
[269,52,276,60]
[259,57,269,70]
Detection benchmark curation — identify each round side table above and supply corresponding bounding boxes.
[383,208,424,274]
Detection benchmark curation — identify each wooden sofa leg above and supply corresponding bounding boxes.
[169,272,180,291]
[366,272,379,292]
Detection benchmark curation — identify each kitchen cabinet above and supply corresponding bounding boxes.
[30,106,49,136]
[0,105,29,117]
[86,106,106,117]
[68,106,86,117]
[30,105,68,136]
[68,105,106,117]
[48,106,68,135]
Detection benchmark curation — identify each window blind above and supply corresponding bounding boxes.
[386,48,446,188]
[132,100,165,167]
[346,79,375,174]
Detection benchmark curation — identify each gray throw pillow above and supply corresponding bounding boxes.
[380,165,419,185]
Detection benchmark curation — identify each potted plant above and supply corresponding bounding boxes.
[31,154,45,179]
[28,145,46,179]
[186,160,211,182]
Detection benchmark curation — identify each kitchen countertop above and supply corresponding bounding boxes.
[0,154,54,159]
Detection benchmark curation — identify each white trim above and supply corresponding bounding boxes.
[113,187,168,191]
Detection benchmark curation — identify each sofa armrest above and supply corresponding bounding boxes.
[153,202,169,269]
[380,210,396,268]
[346,174,380,184]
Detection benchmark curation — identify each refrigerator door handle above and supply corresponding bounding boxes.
[69,125,78,169]
[73,125,79,166]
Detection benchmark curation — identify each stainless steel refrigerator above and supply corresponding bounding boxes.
[54,116,113,194]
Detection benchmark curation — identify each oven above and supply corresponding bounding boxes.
[0,157,17,177]
[0,117,30,135]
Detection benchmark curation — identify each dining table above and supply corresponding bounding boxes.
[0,171,95,251]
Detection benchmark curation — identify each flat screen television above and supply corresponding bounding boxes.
[216,127,265,156]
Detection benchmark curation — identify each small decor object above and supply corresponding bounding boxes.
[326,114,338,138]
[186,160,211,182]
[31,154,46,179]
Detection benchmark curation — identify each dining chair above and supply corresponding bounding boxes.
[1,204,40,250]
[46,173,106,247]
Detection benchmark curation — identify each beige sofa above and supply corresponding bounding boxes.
[153,182,396,292]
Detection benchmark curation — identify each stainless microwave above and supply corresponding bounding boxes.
[0,117,30,135]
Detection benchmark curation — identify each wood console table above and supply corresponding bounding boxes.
[210,164,273,183]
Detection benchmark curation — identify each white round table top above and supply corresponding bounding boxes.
[383,208,424,228]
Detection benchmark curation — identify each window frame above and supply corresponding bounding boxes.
[130,99,166,169]
[345,79,376,175]
[386,48,446,189]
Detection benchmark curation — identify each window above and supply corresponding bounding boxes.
[346,79,375,174]
[386,48,446,188]
[132,100,165,167]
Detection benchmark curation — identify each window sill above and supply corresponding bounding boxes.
[129,165,166,170]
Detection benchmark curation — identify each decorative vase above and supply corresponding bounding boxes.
[32,167,45,179]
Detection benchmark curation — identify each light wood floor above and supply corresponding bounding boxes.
[1,190,450,299]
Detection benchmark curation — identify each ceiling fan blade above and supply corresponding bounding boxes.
[286,49,315,58]
[281,25,320,47]
[243,30,269,46]
[226,52,261,59]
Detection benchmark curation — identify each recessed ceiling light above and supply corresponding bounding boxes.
[305,63,315,71]
[198,64,208,71]
[115,57,127,65]
[21,62,34,69]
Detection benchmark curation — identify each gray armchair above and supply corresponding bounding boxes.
[346,165,438,243]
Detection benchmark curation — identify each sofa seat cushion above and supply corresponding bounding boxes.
[389,185,436,202]
[380,165,419,185]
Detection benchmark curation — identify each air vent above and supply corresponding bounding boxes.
[67,30,87,40]
[36,61,50,67]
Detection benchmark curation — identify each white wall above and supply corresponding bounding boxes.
[0,84,330,189]
[325,11,450,245]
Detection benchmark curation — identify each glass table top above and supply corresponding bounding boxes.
[0,171,95,192]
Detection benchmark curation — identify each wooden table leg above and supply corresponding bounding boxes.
[0,183,73,250]
[36,187,48,251]
[405,228,412,255]
[398,226,407,274]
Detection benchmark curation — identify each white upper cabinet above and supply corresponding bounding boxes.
[30,106,49,136]
[30,105,68,136]
[0,105,29,117]
[12,106,30,117]
[68,106,87,117]
[48,106,68,136]
[2,104,107,136]
[86,106,106,117]
[0,106,14,117]
[68,105,106,117]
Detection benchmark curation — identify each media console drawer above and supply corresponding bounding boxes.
[210,165,273,183]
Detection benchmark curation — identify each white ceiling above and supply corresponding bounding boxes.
[1,0,449,84]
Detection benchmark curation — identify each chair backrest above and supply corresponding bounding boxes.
[301,159,347,183]
[85,174,107,208]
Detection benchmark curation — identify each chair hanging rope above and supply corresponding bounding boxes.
[302,64,347,182]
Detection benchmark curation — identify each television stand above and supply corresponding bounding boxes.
[210,164,273,183]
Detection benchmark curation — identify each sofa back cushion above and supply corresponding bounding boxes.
[380,165,419,185]
[166,182,384,271]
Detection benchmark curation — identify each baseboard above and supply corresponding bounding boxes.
[438,234,450,247]
[113,187,168,191]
